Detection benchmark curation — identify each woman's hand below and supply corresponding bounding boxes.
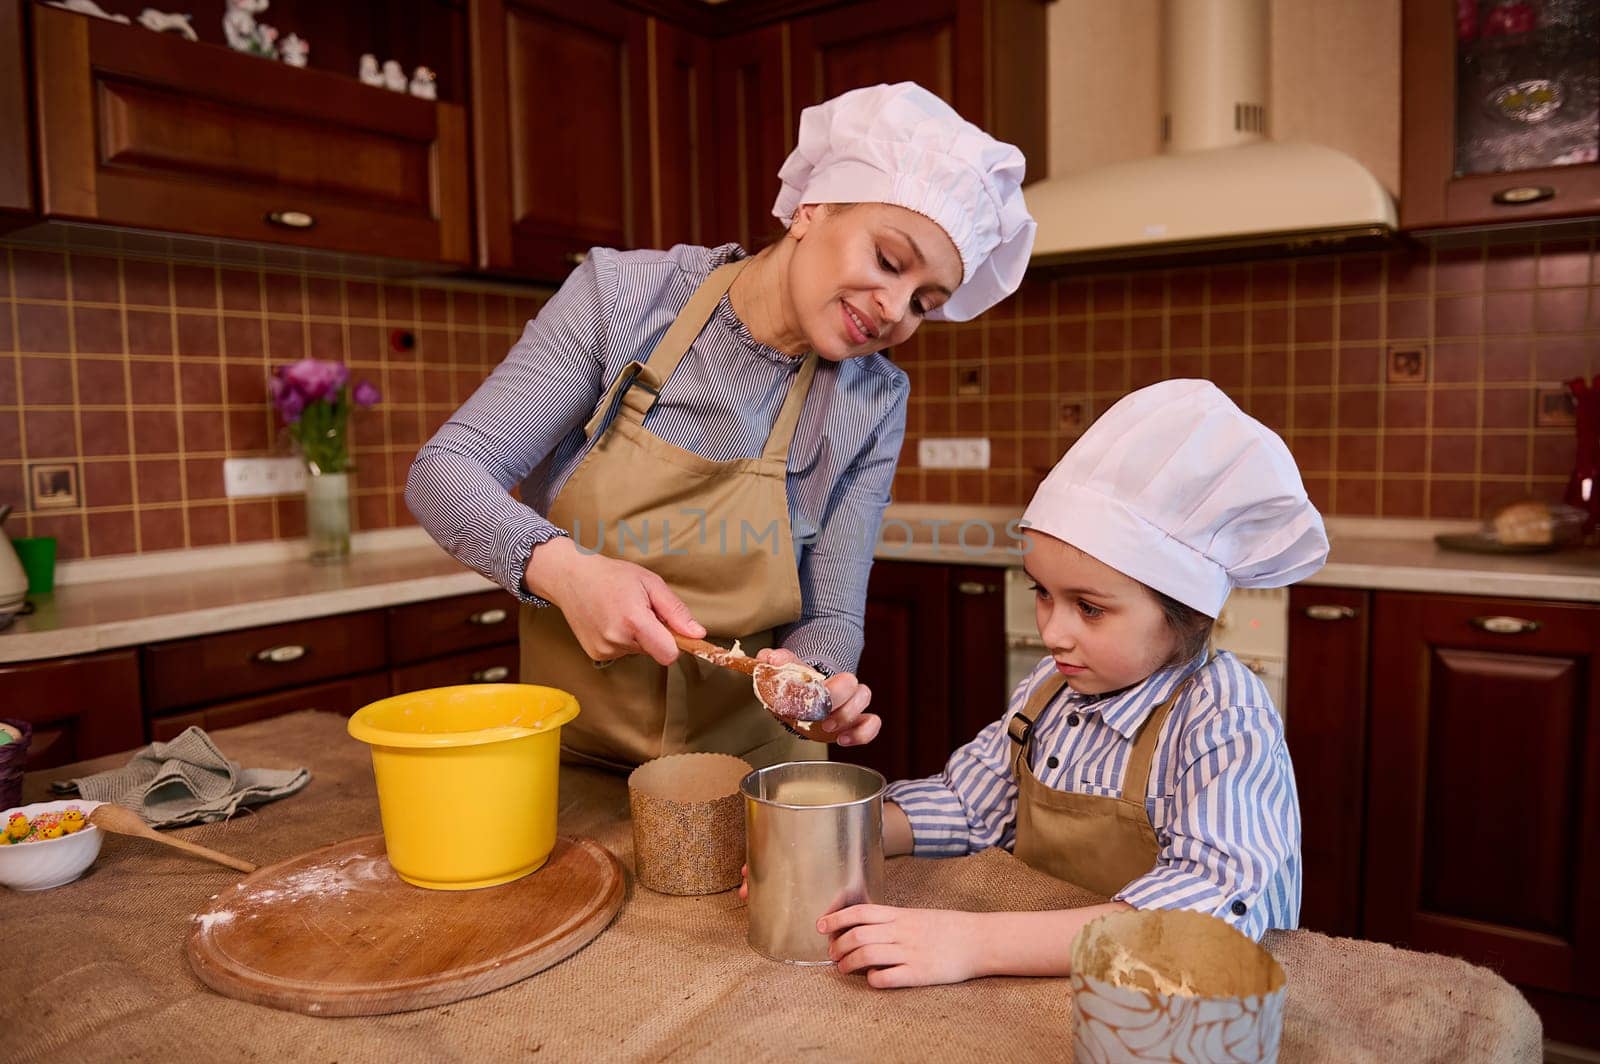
[524,537,704,665]
[818,905,992,988]
[756,647,880,746]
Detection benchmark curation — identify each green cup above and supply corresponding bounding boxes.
[12,536,57,594]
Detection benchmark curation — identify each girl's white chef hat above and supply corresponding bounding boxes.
[772,81,1036,323]
[1021,380,1329,618]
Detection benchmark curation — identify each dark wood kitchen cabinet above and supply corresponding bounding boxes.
[1365,592,1600,1027]
[30,2,471,262]
[1284,585,1372,939]
[1286,584,1600,1047]
[387,589,520,692]
[470,0,652,279]
[842,559,1006,784]
[0,650,143,769]
[0,0,32,223]
[1401,0,1600,229]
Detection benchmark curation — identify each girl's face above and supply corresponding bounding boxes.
[786,203,963,362]
[1023,530,1183,697]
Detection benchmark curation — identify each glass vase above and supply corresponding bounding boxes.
[305,470,351,564]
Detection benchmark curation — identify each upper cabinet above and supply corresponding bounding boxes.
[0,0,32,220]
[1402,0,1600,228]
[29,3,471,262]
[787,0,1047,184]
[469,0,651,278]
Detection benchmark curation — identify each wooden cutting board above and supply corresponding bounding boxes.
[187,834,624,1016]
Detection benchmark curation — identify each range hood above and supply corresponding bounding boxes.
[1027,0,1397,266]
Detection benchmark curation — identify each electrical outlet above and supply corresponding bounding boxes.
[223,457,307,498]
[918,437,990,469]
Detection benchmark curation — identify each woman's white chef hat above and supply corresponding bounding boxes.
[772,81,1036,323]
[1021,380,1329,618]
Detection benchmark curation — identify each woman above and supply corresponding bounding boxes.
[407,82,1036,771]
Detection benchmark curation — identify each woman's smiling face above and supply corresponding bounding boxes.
[1024,530,1182,697]
[785,202,963,361]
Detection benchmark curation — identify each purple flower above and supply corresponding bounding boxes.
[268,374,305,423]
[280,358,348,402]
[352,379,381,408]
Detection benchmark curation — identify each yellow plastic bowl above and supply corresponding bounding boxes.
[347,684,579,891]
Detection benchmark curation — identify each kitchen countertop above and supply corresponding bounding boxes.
[3,711,1541,1063]
[3,511,1597,665]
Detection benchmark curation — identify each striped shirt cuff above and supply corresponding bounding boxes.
[781,615,861,678]
[1116,867,1265,940]
[883,779,974,858]
[496,514,568,608]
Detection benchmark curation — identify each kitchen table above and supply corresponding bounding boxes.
[3,711,1540,1063]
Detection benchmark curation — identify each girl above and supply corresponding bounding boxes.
[813,378,1329,987]
[407,83,1035,771]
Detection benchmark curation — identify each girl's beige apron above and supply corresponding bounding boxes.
[520,260,824,772]
[1007,670,1201,897]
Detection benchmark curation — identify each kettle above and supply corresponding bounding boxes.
[0,505,28,625]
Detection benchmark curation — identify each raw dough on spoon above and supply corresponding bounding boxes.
[673,636,833,738]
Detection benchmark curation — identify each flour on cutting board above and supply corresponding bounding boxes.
[197,852,392,925]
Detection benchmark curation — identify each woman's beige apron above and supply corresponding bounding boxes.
[520,259,825,772]
[1007,669,1201,897]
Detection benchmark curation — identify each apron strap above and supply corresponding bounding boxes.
[1008,673,1070,777]
[580,260,749,439]
[1119,661,1209,806]
[760,354,818,461]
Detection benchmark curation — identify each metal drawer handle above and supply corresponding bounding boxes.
[1471,615,1541,635]
[255,644,307,664]
[564,251,588,267]
[1303,604,1357,622]
[472,665,510,683]
[468,608,508,626]
[1491,185,1554,206]
[958,581,999,595]
[266,210,316,229]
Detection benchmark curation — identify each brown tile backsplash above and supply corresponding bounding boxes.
[1,239,541,560]
[892,231,1599,519]
[4,227,1598,563]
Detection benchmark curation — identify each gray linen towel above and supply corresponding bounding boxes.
[69,726,310,827]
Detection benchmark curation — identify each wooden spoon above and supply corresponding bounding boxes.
[673,635,833,732]
[89,804,258,873]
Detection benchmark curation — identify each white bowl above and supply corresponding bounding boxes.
[0,800,103,891]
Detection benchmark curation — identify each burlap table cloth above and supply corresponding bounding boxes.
[3,711,1540,1064]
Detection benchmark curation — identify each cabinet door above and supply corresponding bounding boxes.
[31,4,469,262]
[711,23,790,252]
[1,651,142,769]
[0,0,30,219]
[650,18,716,253]
[789,0,968,117]
[1401,0,1600,228]
[1366,592,1600,997]
[787,0,1047,179]
[1284,585,1371,937]
[149,671,391,743]
[947,565,1007,746]
[471,0,650,279]
[839,560,953,783]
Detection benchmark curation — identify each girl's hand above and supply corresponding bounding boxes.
[818,904,991,988]
[524,537,704,665]
[756,648,880,746]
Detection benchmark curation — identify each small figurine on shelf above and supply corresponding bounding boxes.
[408,66,437,100]
[382,59,407,92]
[279,32,308,67]
[358,53,384,87]
[45,1,130,24]
[223,0,278,60]
[138,8,199,40]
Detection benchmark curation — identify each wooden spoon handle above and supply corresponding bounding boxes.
[155,833,258,874]
[672,634,758,676]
